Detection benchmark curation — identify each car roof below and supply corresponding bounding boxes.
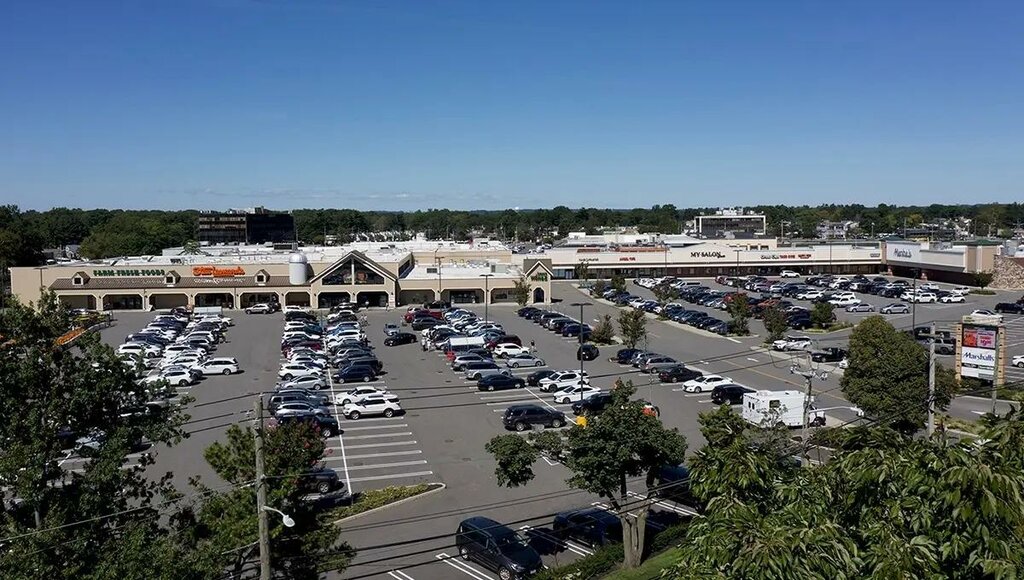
[507,404,544,412]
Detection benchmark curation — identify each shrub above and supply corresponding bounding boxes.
[590,314,615,344]
[329,484,434,520]
[532,543,623,580]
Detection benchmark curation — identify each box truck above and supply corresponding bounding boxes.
[742,390,825,428]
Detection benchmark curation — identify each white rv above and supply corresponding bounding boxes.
[742,390,825,428]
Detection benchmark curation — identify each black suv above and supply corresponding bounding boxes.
[658,365,702,383]
[298,466,344,495]
[552,508,625,547]
[571,392,613,416]
[479,374,526,392]
[502,404,567,431]
[710,384,755,405]
[275,413,341,437]
[577,343,599,361]
[810,347,847,363]
[995,302,1024,314]
[383,332,417,346]
[455,517,542,579]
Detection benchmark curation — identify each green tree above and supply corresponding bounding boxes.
[618,307,648,349]
[190,421,351,578]
[590,279,607,297]
[485,381,686,569]
[510,276,531,307]
[0,292,199,578]
[610,274,626,293]
[573,261,590,284]
[810,302,835,329]
[840,316,953,433]
[761,305,788,343]
[651,284,678,307]
[726,294,750,336]
[973,272,994,288]
[589,314,615,344]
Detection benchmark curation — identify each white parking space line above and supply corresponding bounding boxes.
[746,357,758,363]
[435,553,495,580]
[345,460,428,471]
[343,424,410,431]
[486,399,541,406]
[337,416,407,423]
[626,491,700,516]
[341,450,423,461]
[388,570,416,580]
[344,432,414,440]
[725,337,742,343]
[519,525,593,556]
[343,440,418,450]
[348,471,434,483]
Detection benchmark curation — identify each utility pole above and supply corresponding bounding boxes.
[927,322,936,436]
[992,328,1002,415]
[791,356,826,466]
[254,400,271,580]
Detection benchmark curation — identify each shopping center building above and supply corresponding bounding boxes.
[8,240,554,312]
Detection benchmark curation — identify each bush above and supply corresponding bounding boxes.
[649,523,689,552]
[973,272,993,288]
[590,314,615,344]
[591,279,608,297]
[810,302,835,329]
[532,542,623,580]
[328,484,434,520]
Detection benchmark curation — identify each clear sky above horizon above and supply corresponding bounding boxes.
[2,0,1022,212]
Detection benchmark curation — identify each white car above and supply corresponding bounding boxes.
[828,296,862,307]
[552,384,602,404]
[146,368,195,387]
[797,290,823,300]
[195,357,240,375]
[333,386,391,406]
[245,303,274,314]
[682,374,732,393]
[838,358,849,369]
[278,374,326,391]
[908,293,937,304]
[284,305,310,313]
[118,343,161,358]
[951,286,971,296]
[828,277,850,289]
[919,283,940,292]
[493,343,530,358]
[939,294,966,303]
[278,364,322,380]
[504,353,546,368]
[274,401,331,418]
[779,270,800,278]
[970,309,1004,323]
[1012,355,1024,368]
[342,394,402,419]
[772,336,812,352]
[159,355,203,370]
[163,344,205,357]
[538,370,590,392]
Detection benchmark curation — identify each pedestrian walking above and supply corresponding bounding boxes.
[530,340,536,354]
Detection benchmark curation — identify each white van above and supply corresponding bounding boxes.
[742,390,824,428]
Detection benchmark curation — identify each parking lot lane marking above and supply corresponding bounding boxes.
[347,471,435,483]
[344,432,414,440]
[520,525,592,556]
[341,450,423,460]
[343,423,410,431]
[343,440,418,450]
[435,553,495,580]
[479,392,537,400]
[696,399,713,404]
[388,570,416,580]
[485,399,541,406]
[345,460,428,471]
[746,357,758,363]
[725,337,742,343]
[338,416,407,423]
[325,357,353,495]
[626,491,700,516]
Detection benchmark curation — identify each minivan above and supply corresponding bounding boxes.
[455,517,542,580]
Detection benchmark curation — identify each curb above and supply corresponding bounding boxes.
[333,482,447,525]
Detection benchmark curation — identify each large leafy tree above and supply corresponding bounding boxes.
[189,421,352,578]
[761,305,788,343]
[841,315,954,433]
[510,276,531,307]
[618,308,648,349]
[0,292,199,578]
[726,294,750,336]
[485,381,686,568]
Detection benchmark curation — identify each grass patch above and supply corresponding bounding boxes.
[328,483,438,520]
[941,414,984,435]
[805,321,856,334]
[602,546,684,580]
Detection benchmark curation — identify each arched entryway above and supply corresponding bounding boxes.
[284,292,311,307]
[195,293,235,309]
[356,291,390,308]
[318,292,352,309]
[398,289,436,307]
[150,293,189,310]
[533,287,545,304]
[103,294,144,310]
[59,295,96,310]
[240,292,280,309]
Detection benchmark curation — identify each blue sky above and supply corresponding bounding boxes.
[1,0,1022,211]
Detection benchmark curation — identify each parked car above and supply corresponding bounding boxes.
[478,373,526,391]
[995,303,1024,315]
[658,365,702,383]
[682,374,732,394]
[1012,355,1024,368]
[383,332,417,346]
[779,270,800,278]
[880,303,910,315]
[333,365,378,383]
[274,401,332,418]
[772,335,812,352]
[504,353,545,368]
[342,394,402,419]
[502,404,566,431]
[553,508,643,547]
[298,466,344,495]
[577,343,599,361]
[275,412,340,437]
[245,303,275,314]
[493,343,531,358]
[553,384,602,404]
[333,386,391,406]
[570,392,613,416]
[382,323,401,336]
[938,294,966,303]
[538,370,590,392]
[194,357,240,375]
[845,303,875,313]
[710,384,756,405]
[527,369,556,387]
[970,309,1004,323]
[811,347,847,363]
[454,517,542,580]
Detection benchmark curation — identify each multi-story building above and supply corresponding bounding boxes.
[816,220,859,239]
[197,207,295,245]
[695,208,767,238]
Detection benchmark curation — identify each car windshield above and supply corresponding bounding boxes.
[495,532,530,550]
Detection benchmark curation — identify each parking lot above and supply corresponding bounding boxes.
[99,277,1024,580]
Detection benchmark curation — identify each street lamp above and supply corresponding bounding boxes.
[262,506,295,528]
[434,256,443,306]
[570,302,591,401]
[480,273,493,321]
[733,249,741,277]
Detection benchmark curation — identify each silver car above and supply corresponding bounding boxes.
[880,303,910,314]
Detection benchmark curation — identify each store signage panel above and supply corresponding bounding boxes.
[92,269,166,277]
[886,243,921,263]
[960,324,997,378]
[192,266,246,277]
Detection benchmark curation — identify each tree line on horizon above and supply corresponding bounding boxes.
[0,202,1022,265]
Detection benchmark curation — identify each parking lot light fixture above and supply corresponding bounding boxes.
[480,273,493,321]
[570,302,591,401]
[262,506,295,528]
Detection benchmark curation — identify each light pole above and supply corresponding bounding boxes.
[733,249,741,277]
[570,301,591,401]
[434,256,443,306]
[480,273,493,321]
